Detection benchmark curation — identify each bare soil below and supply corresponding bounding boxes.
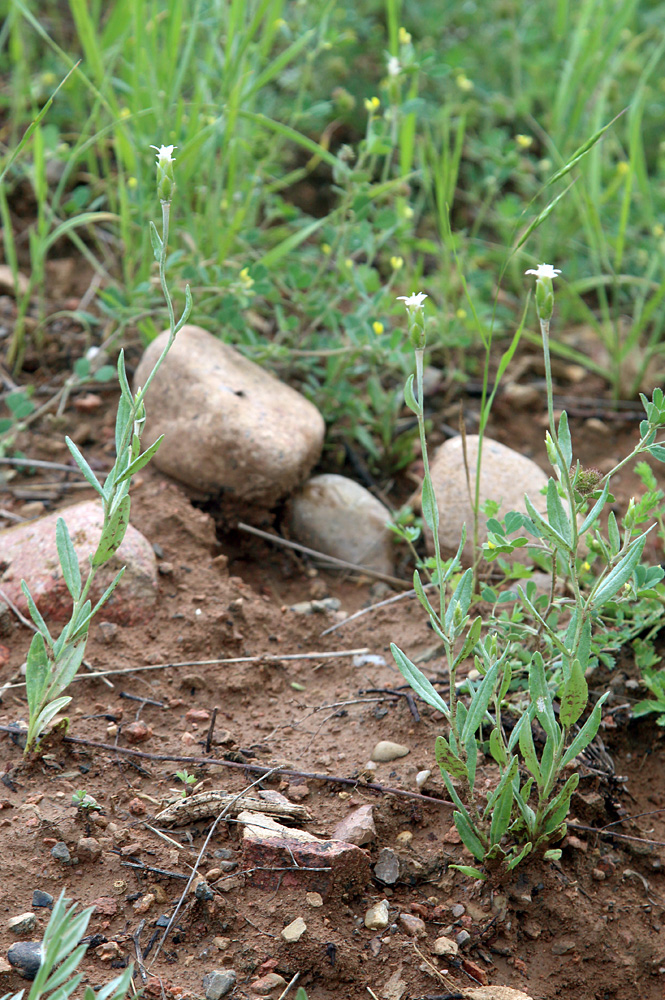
[1,290,665,1000]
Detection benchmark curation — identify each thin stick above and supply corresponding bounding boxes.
[321,586,426,635]
[276,972,300,1000]
[0,648,370,690]
[0,456,82,473]
[237,521,410,589]
[205,707,218,754]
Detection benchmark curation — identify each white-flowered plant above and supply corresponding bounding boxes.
[391,270,665,879]
[21,146,192,754]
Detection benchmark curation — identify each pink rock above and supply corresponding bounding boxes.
[399,912,427,938]
[185,708,210,722]
[239,810,369,899]
[124,721,153,744]
[332,805,376,846]
[0,501,157,623]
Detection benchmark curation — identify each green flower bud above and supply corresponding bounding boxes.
[151,144,177,204]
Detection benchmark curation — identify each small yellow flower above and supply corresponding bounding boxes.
[487,540,496,550]
[41,71,56,86]
[516,134,533,149]
[364,96,381,113]
[344,257,354,269]
[274,17,287,28]
[617,161,630,176]
[456,73,473,92]
[127,176,138,190]
[398,27,411,44]
[402,205,414,220]
[390,255,404,271]
[239,267,254,290]
[372,321,385,335]
[456,308,467,320]
[119,107,131,120]
[653,224,664,238]
[582,561,591,572]
[321,243,332,255]
[220,197,228,211]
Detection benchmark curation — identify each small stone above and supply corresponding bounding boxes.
[551,937,576,955]
[522,919,542,939]
[202,969,236,1000]
[371,741,410,762]
[91,897,117,917]
[7,913,36,935]
[124,721,153,743]
[451,903,465,918]
[566,835,587,852]
[77,837,102,862]
[181,732,197,745]
[432,935,458,957]
[7,941,42,979]
[399,912,426,938]
[74,393,103,413]
[364,899,390,931]
[395,831,413,846]
[592,868,606,881]
[597,856,616,876]
[158,561,174,576]
[332,805,376,846]
[456,929,471,947]
[250,973,287,994]
[133,893,155,914]
[465,989,534,1000]
[286,783,310,802]
[31,891,53,909]
[374,848,400,884]
[98,622,119,645]
[51,842,70,863]
[128,797,147,817]
[186,708,210,722]
[195,881,214,902]
[306,892,323,907]
[442,824,462,844]
[212,937,230,951]
[96,941,122,962]
[281,917,306,942]
[415,769,431,790]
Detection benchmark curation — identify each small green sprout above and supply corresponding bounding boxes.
[71,789,101,812]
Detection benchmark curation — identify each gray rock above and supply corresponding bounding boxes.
[7,941,42,979]
[7,913,36,935]
[432,935,458,957]
[374,848,400,884]
[51,842,70,863]
[133,325,324,506]
[202,969,236,1000]
[451,903,465,918]
[456,929,471,947]
[195,881,214,902]
[286,474,394,575]
[76,837,102,863]
[550,937,576,955]
[332,805,376,846]
[31,891,53,909]
[424,435,548,563]
[371,740,410,762]
[398,912,426,938]
[364,899,390,931]
[281,916,306,942]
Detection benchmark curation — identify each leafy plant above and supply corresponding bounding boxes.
[71,789,101,813]
[21,145,191,754]
[175,769,197,797]
[1,891,132,1000]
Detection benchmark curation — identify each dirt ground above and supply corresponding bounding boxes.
[1,291,665,1000]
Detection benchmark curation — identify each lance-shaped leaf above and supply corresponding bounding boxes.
[391,644,449,717]
[461,660,500,744]
[56,517,81,601]
[485,755,518,815]
[25,632,50,717]
[528,652,559,744]
[524,492,571,553]
[444,568,473,633]
[506,841,532,870]
[413,569,438,621]
[489,727,508,766]
[519,719,542,787]
[542,772,579,833]
[403,374,421,415]
[579,479,610,534]
[561,692,610,768]
[20,581,52,645]
[65,437,105,499]
[559,657,588,728]
[607,510,620,555]
[44,639,87,703]
[557,411,573,468]
[449,864,487,881]
[31,695,73,743]
[91,495,131,567]
[453,811,486,861]
[150,220,163,261]
[513,783,536,835]
[420,476,439,536]
[546,478,572,548]
[435,734,468,780]
[114,436,164,485]
[465,732,477,794]
[490,773,516,846]
[589,535,646,607]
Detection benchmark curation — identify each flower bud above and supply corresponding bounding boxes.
[151,144,177,204]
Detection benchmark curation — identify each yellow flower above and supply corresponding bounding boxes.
[41,72,56,87]
[344,258,354,269]
[372,321,385,335]
[456,308,467,320]
[119,107,131,120]
[390,255,404,271]
[456,73,473,92]
[321,243,332,255]
[487,540,496,550]
[274,17,287,28]
[516,134,533,149]
[582,561,591,572]
[617,161,629,176]
[364,96,381,113]
[402,205,414,220]
[398,27,411,44]
[239,267,254,290]
[127,176,138,190]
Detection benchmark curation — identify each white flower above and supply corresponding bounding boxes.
[150,143,176,165]
[397,291,428,309]
[525,263,561,280]
[387,55,401,77]
[536,696,546,713]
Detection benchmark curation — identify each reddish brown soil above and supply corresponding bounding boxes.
[1,318,665,1000]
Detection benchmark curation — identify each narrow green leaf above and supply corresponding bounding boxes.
[454,615,482,666]
[435,735,468,780]
[524,493,571,552]
[91,495,131,567]
[490,775,515,845]
[557,411,572,468]
[461,661,499,743]
[506,841,533,870]
[45,640,86,703]
[420,476,439,536]
[20,581,52,644]
[519,720,542,787]
[561,692,610,768]
[65,437,105,498]
[444,568,473,632]
[489,727,508,766]
[32,696,72,740]
[579,479,609,534]
[546,478,572,548]
[453,811,485,860]
[25,633,50,717]
[55,518,81,601]
[149,221,163,262]
[607,511,620,555]
[543,772,579,831]
[559,657,588,727]
[485,755,518,813]
[449,864,487,881]
[465,732,477,795]
[413,569,437,619]
[528,652,559,744]
[590,536,646,607]
[403,374,420,415]
[114,436,164,484]
[391,644,449,717]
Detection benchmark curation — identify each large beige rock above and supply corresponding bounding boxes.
[426,435,548,563]
[133,325,325,506]
[286,474,394,575]
[0,501,157,623]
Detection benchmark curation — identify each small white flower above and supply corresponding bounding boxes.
[150,143,176,165]
[387,55,401,77]
[536,696,546,713]
[397,291,428,309]
[525,263,561,280]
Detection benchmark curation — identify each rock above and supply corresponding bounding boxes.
[451,903,465,918]
[286,474,394,575]
[250,973,287,994]
[424,435,548,563]
[432,935,458,957]
[0,501,158,623]
[332,805,376,846]
[399,912,426,937]
[195,882,214,902]
[456,929,471,947]
[7,913,36,935]
[76,837,102,863]
[592,867,606,881]
[91,897,117,916]
[31,891,53,909]
[364,899,390,931]
[374,848,400,884]
[289,598,341,615]
[239,811,369,898]
[281,917,306,942]
[202,969,236,1000]
[395,831,412,846]
[286,783,310,802]
[124,721,153,744]
[133,894,155,915]
[98,622,119,644]
[7,941,42,979]
[306,892,323,907]
[51,842,70,863]
[0,264,29,297]
[186,708,210,722]
[551,936,576,955]
[133,325,324,506]
[522,918,542,939]
[128,797,147,816]
[371,741,410,762]
[415,769,431,790]
[465,989,534,1000]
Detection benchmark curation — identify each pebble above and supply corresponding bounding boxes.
[202,969,236,1000]
[195,882,215,902]
[415,769,431,790]
[592,868,606,881]
[98,622,119,645]
[31,891,53,909]
[250,973,287,994]
[7,913,36,935]
[186,708,210,722]
[7,941,42,979]
[133,325,325,506]
[306,892,323,907]
[124,721,153,744]
[451,903,465,918]
[281,917,306,942]
[332,804,376,846]
[128,797,147,817]
[364,899,390,931]
[399,912,426,938]
[133,894,155,915]
[465,989,534,1000]
[456,929,471,947]
[51,842,70,863]
[77,837,102,862]
[395,831,412,846]
[432,935,458,957]
[286,474,395,576]
[374,848,400,885]
[550,937,576,955]
[522,919,542,939]
[425,435,548,563]
[286,783,310,802]
[289,598,341,615]
[371,740,410,762]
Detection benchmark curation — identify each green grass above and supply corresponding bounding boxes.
[2,0,665,470]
